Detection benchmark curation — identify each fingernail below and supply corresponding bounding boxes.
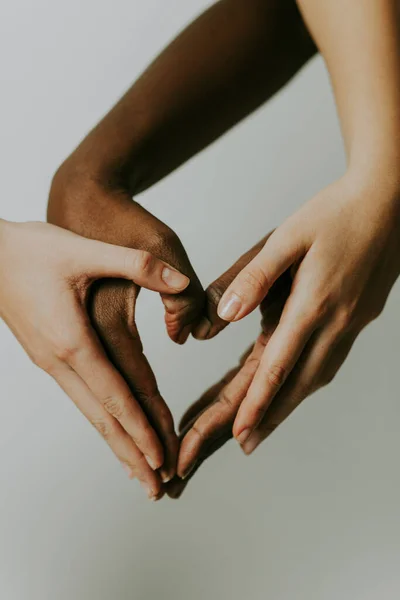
[143,482,157,500]
[160,470,174,484]
[162,267,190,291]
[236,428,252,445]
[193,317,212,339]
[121,463,134,479]
[241,433,260,455]
[218,293,242,321]
[145,455,159,471]
[181,461,197,480]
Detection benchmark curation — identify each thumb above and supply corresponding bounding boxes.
[80,239,190,293]
[193,233,273,340]
[217,225,305,322]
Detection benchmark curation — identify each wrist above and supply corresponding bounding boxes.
[47,160,175,253]
[344,164,400,212]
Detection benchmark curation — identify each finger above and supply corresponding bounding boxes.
[67,321,165,472]
[178,343,254,432]
[94,304,179,484]
[53,364,163,500]
[171,316,281,499]
[166,429,233,500]
[79,240,190,293]
[131,211,205,344]
[193,236,270,341]
[167,341,264,499]
[178,363,245,432]
[177,333,269,480]
[217,226,306,322]
[241,329,355,456]
[232,291,317,444]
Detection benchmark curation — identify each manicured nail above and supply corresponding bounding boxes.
[145,455,159,471]
[236,428,252,445]
[181,461,197,480]
[121,463,134,478]
[241,433,260,455]
[162,267,190,291]
[218,293,242,321]
[193,317,212,339]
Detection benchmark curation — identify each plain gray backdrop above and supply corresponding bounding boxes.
[1,1,400,599]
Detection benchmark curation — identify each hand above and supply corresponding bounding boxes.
[0,219,190,500]
[168,173,400,497]
[216,174,400,446]
[48,171,205,488]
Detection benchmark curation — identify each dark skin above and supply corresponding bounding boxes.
[48,0,317,497]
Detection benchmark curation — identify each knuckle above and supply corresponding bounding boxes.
[191,424,207,443]
[53,336,81,363]
[241,268,268,296]
[218,389,234,410]
[132,250,154,275]
[241,356,261,378]
[137,391,159,410]
[149,227,179,256]
[310,295,331,323]
[103,396,126,420]
[334,306,354,331]
[91,418,114,441]
[206,282,225,309]
[90,280,138,331]
[157,405,175,433]
[133,421,154,445]
[30,349,55,373]
[266,364,287,389]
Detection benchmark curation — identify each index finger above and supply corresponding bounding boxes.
[66,322,165,472]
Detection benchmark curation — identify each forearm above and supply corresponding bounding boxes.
[297,0,400,187]
[48,0,315,232]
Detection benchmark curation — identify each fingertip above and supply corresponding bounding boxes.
[235,428,253,445]
[217,292,243,322]
[165,478,186,499]
[192,317,212,340]
[176,324,192,345]
[145,453,163,471]
[241,433,261,455]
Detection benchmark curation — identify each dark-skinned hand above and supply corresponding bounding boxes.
[48,173,205,500]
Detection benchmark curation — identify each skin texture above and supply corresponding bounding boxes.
[48,0,400,499]
[48,0,316,497]
[168,0,400,496]
[213,0,400,446]
[0,219,190,500]
[48,179,205,490]
[168,175,400,498]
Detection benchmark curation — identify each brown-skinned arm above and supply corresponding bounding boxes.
[47,0,316,491]
[48,0,316,336]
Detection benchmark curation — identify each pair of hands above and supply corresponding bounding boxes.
[43,166,400,500]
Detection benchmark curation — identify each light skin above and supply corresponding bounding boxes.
[166,0,400,497]
[0,219,190,500]
[48,0,400,499]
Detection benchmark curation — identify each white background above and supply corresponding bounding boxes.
[1,1,400,598]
